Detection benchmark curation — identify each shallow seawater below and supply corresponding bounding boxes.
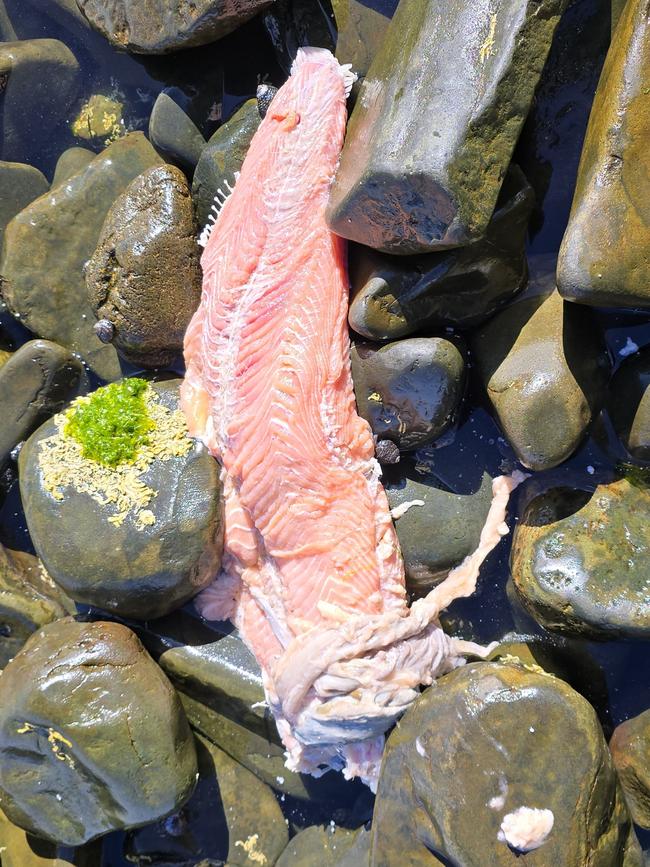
[1,0,650,861]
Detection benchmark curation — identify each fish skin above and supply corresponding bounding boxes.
[182,48,521,788]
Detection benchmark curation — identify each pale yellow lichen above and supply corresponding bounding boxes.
[38,387,193,530]
[234,834,267,865]
[71,94,125,145]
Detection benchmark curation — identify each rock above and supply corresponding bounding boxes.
[371,661,638,865]
[612,0,626,33]
[471,265,609,471]
[0,162,49,249]
[607,348,650,461]
[0,132,164,381]
[126,733,288,865]
[0,544,74,669]
[385,472,494,593]
[0,619,197,846]
[0,0,16,40]
[510,478,650,640]
[348,164,533,339]
[192,99,260,230]
[51,148,95,187]
[18,379,223,620]
[351,338,466,452]
[276,825,370,866]
[76,0,274,53]
[86,165,202,368]
[0,40,80,171]
[331,0,396,96]
[0,339,83,467]
[148,92,206,172]
[262,0,336,74]
[326,0,566,254]
[557,0,650,308]
[610,710,650,829]
[70,94,125,145]
[0,807,102,866]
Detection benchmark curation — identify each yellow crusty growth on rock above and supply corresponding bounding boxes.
[38,383,192,529]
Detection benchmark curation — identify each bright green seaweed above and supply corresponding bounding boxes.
[64,378,153,466]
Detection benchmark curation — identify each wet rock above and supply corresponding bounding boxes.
[348,165,533,339]
[276,825,370,866]
[0,132,164,381]
[0,544,74,669]
[148,92,206,172]
[471,265,609,471]
[126,733,288,865]
[0,40,80,171]
[510,478,650,640]
[0,0,15,40]
[70,94,125,145]
[610,709,650,829]
[385,472,494,593]
[51,147,94,187]
[192,99,260,230]
[372,661,638,865]
[331,0,396,96]
[350,337,466,452]
[607,348,650,461]
[76,0,274,53]
[0,807,103,867]
[86,165,202,368]
[0,339,82,466]
[0,619,197,846]
[0,162,49,249]
[18,380,223,620]
[327,0,566,254]
[612,0,626,33]
[557,0,650,308]
[262,0,336,74]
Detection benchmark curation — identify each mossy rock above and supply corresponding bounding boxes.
[610,709,650,829]
[0,160,48,248]
[0,619,198,846]
[510,478,650,639]
[371,661,638,866]
[0,807,102,866]
[607,347,650,461]
[276,824,370,866]
[18,379,223,620]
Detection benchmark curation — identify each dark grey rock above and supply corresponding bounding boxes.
[351,337,466,452]
[0,619,198,846]
[327,0,566,254]
[607,348,650,461]
[76,0,274,53]
[18,380,223,620]
[371,661,639,866]
[0,161,49,249]
[0,807,102,867]
[51,147,95,187]
[0,132,164,381]
[610,709,650,829]
[86,164,202,368]
[510,478,650,640]
[262,0,335,74]
[148,92,206,172]
[0,339,82,467]
[276,825,370,867]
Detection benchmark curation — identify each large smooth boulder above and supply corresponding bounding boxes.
[557,0,650,308]
[0,133,164,381]
[148,92,206,172]
[76,0,274,53]
[51,148,94,188]
[0,619,198,846]
[0,807,102,867]
[86,165,202,368]
[276,825,370,866]
[607,348,650,461]
[0,161,48,249]
[371,661,640,865]
[19,379,223,620]
[610,709,650,829]
[327,0,566,254]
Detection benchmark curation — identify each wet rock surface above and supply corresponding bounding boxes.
[0,543,74,668]
[610,709,650,829]
[557,0,650,308]
[0,161,49,248]
[18,380,223,620]
[0,807,103,867]
[371,661,638,866]
[0,619,198,846]
[510,478,650,640]
[86,165,202,368]
[276,824,370,866]
[351,337,466,452]
[192,98,260,230]
[348,165,533,339]
[471,264,609,470]
[148,92,206,172]
[0,339,83,466]
[327,0,565,254]
[331,0,396,95]
[0,133,163,381]
[607,348,650,461]
[51,147,95,187]
[76,0,275,53]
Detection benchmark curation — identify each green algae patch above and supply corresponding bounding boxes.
[65,377,152,466]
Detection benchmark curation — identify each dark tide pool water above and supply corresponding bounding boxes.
[1,0,650,861]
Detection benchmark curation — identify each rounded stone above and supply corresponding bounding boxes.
[610,709,650,829]
[0,619,198,846]
[148,92,206,172]
[18,379,223,620]
[371,661,638,865]
[0,160,49,248]
[510,478,650,640]
[51,147,95,187]
[86,165,202,369]
[350,337,466,452]
[607,347,650,461]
